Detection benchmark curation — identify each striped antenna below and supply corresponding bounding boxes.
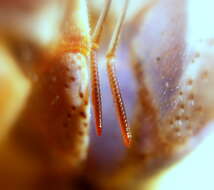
[90,0,112,136]
[106,0,132,146]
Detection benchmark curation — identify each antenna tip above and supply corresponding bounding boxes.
[96,125,102,136]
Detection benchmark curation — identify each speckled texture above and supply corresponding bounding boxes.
[110,0,214,185]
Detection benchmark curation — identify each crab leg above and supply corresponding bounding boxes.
[13,0,92,171]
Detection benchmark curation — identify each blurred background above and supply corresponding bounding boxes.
[0,0,214,189]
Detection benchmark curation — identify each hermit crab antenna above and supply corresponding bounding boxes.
[92,0,112,44]
[106,0,132,146]
[106,0,129,58]
[90,0,112,136]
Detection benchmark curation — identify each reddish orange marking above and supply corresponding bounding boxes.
[61,35,90,56]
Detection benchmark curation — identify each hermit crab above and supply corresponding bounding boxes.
[0,0,214,189]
